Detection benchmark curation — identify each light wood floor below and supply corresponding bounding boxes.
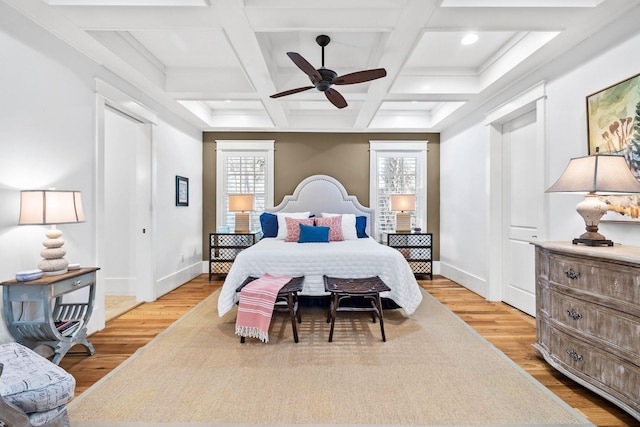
[59,274,637,426]
[104,295,141,322]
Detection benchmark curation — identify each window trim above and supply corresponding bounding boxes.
[369,141,428,241]
[215,140,274,231]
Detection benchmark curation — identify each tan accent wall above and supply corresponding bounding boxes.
[202,132,440,261]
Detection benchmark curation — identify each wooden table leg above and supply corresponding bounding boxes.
[328,293,338,342]
[287,293,299,343]
[376,293,386,342]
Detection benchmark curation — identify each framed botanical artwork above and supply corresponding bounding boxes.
[586,73,640,222]
[176,176,189,207]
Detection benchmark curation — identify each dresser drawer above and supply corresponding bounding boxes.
[549,254,640,306]
[388,233,432,247]
[50,271,95,297]
[550,290,640,359]
[549,327,640,412]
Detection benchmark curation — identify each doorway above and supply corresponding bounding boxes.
[487,82,546,316]
[94,80,156,330]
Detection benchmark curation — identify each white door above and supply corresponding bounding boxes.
[502,110,540,316]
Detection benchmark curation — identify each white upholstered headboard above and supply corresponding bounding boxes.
[266,175,376,237]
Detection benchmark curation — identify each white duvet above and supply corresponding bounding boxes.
[217,237,423,316]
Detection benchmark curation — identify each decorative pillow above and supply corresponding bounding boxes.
[356,216,369,238]
[298,224,330,243]
[259,212,278,238]
[284,217,314,242]
[321,213,357,240]
[314,215,344,241]
[276,212,311,239]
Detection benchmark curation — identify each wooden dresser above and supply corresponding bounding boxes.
[533,242,640,421]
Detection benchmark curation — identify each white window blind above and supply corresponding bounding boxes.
[369,141,428,240]
[377,155,418,233]
[216,141,274,232]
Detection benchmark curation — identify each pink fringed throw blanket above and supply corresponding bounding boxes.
[235,273,291,342]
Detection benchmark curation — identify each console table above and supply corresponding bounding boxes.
[1,267,99,365]
[533,242,640,421]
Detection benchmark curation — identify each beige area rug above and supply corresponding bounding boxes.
[68,289,593,427]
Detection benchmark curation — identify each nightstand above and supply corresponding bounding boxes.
[384,232,433,279]
[209,232,260,280]
[1,267,99,364]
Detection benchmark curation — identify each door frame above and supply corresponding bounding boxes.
[94,78,157,331]
[485,82,547,303]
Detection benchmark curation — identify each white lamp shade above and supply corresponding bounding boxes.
[19,190,85,225]
[390,194,416,211]
[546,154,640,194]
[228,194,255,212]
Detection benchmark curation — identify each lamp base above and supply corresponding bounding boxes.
[572,238,613,247]
[234,212,250,233]
[38,225,70,275]
[395,212,411,233]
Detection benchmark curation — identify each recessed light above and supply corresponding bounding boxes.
[461,33,479,45]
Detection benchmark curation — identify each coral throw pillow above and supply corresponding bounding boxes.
[314,216,344,241]
[284,217,314,242]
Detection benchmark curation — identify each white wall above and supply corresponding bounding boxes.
[546,31,640,245]
[440,7,640,296]
[0,2,202,343]
[439,121,490,296]
[153,118,203,298]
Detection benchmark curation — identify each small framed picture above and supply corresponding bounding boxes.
[176,176,189,206]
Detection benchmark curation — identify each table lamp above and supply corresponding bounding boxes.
[19,190,85,275]
[228,194,254,233]
[546,153,640,246]
[390,194,415,233]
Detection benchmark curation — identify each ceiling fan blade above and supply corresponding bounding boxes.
[333,68,387,85]
[287,52,322,82]
[270,86,314,98]
[325,88,347,109]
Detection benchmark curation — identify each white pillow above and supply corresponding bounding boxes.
[276,212,311,239]
[321,213,357,240]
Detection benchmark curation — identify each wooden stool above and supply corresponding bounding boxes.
[236,276,304,343]
[323,276,390,342]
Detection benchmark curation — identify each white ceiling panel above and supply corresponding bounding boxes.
[5,0,637,132]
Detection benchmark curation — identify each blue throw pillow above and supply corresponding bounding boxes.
[298,224,330,243]
[356,216,369,238]
[259,212,278,238]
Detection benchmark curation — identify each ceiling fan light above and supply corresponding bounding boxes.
[461,33,479,45]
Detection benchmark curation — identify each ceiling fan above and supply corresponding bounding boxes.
[270,35,387,109]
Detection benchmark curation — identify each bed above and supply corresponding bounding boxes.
[217,175,423,317]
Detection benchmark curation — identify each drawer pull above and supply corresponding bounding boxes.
[73,280,82,287]
[563,269,580,280]
[566,309,582,320]
[566,349,583,362]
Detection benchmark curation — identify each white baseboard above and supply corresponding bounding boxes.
[439,262,488,299]
[155,262,203,299]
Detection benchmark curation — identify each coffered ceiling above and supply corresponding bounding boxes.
[4,0,638,132]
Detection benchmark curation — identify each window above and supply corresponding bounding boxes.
[369,141,428,240]
[216,141,274,232]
